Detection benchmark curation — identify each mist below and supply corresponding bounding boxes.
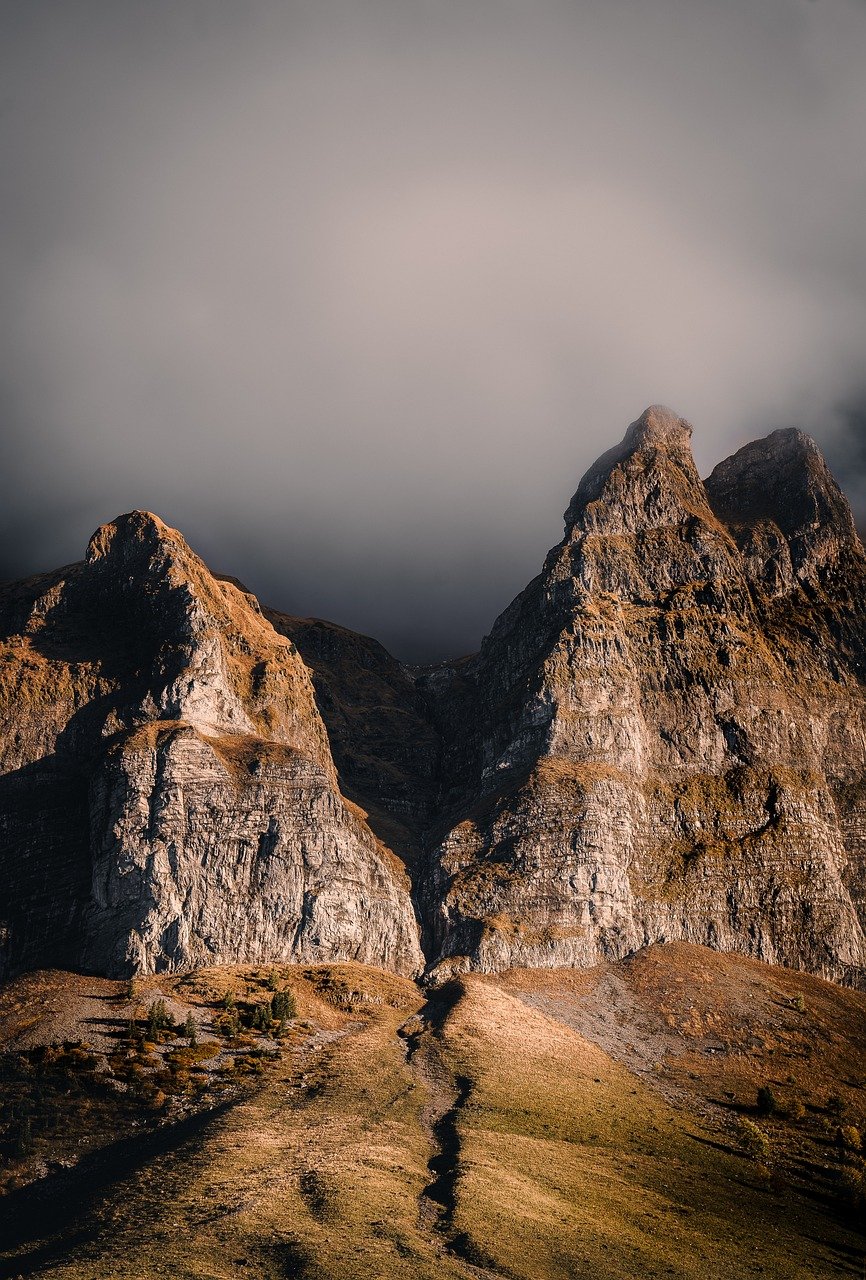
[2,0,865,659]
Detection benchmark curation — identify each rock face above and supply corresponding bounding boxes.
[419,408,866,985]
[1,408,865,986]
[0,513,422,978]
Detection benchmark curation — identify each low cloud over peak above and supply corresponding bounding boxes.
[2,0,865,660]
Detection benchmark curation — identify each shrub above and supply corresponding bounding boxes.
[790,993,806,1013]
[838,1125,863,1151]
[271,990,296,1023]
[738,1118,771,1160]
[787,1100,806,1122]
[840,1165,866,1216]
[183,1013,198,1047]
[827,1093,845,1116]
[756,1085,778,1116]
[12,1113,33,1157]
[221,991,236,1011]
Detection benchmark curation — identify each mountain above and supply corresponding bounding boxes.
[0,512,421,978]
[420,407,866,985]
[1,407,865,986]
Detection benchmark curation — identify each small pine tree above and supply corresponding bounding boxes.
[146,999,172,1041]
[251,1004,270,1032]
[221,991,236,1010]
[183,1013,198,1046]
[791,993,806,1013]
[220,1009,240,1040]
[271,990,296,1023]
[756,1085,778,1116]
[266,971,279,992]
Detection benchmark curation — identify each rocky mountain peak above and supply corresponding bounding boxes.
[85,510,180,566]
[705,427,863,589]
[1,406,866,990]
[623,403,694,450]
[705,427,856,537]
[563,404,709,539]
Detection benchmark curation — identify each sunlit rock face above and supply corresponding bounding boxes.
[1,406,865,986]
[0,511,422,978]
[418,407,866,985]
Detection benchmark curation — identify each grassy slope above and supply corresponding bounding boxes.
[440,977,861,1279]
[0,946,863,1279]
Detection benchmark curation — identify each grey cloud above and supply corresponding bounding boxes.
[1,0,865,659]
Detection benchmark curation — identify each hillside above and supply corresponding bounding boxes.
[0,945,863,1278]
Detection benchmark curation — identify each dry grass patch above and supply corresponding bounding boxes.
[438,975,862,1279]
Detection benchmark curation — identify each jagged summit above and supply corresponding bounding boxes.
[563,404,707,535]
[422,407,866,985]
[706,426,859,539]
[705,426,863,592]
[624,403,694,449]
[85,509,179,563]
[0,510,423,979]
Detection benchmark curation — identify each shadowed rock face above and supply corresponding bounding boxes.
[1,406,865,985]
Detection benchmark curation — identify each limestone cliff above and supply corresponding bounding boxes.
[420,408,866,985]
[2,408,865,987]
[0,512,422,977]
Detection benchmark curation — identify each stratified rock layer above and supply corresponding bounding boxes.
[0,513,422,977]
[420,408,866,985]
[1,407,865,986]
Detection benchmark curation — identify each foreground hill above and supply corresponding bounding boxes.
[0,945,863,1278]
[0,405,865,985]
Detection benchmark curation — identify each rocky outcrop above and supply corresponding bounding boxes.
[1,407,865,987]
[419,408,866,985]
[86,723,419,975]
[0,513,422,978]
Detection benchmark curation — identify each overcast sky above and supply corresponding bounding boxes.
[1,1,865,660]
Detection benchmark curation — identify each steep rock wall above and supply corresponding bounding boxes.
[2,408,865,988]
[0,513,422,977]
[422,408,866,985]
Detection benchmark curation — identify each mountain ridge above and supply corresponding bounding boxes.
[2,406,865,986]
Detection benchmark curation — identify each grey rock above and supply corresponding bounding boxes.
[2,406,865,989]
[420,407,866,985]
[0,512,422,977]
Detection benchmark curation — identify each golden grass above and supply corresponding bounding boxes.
[1,950,863,1279]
